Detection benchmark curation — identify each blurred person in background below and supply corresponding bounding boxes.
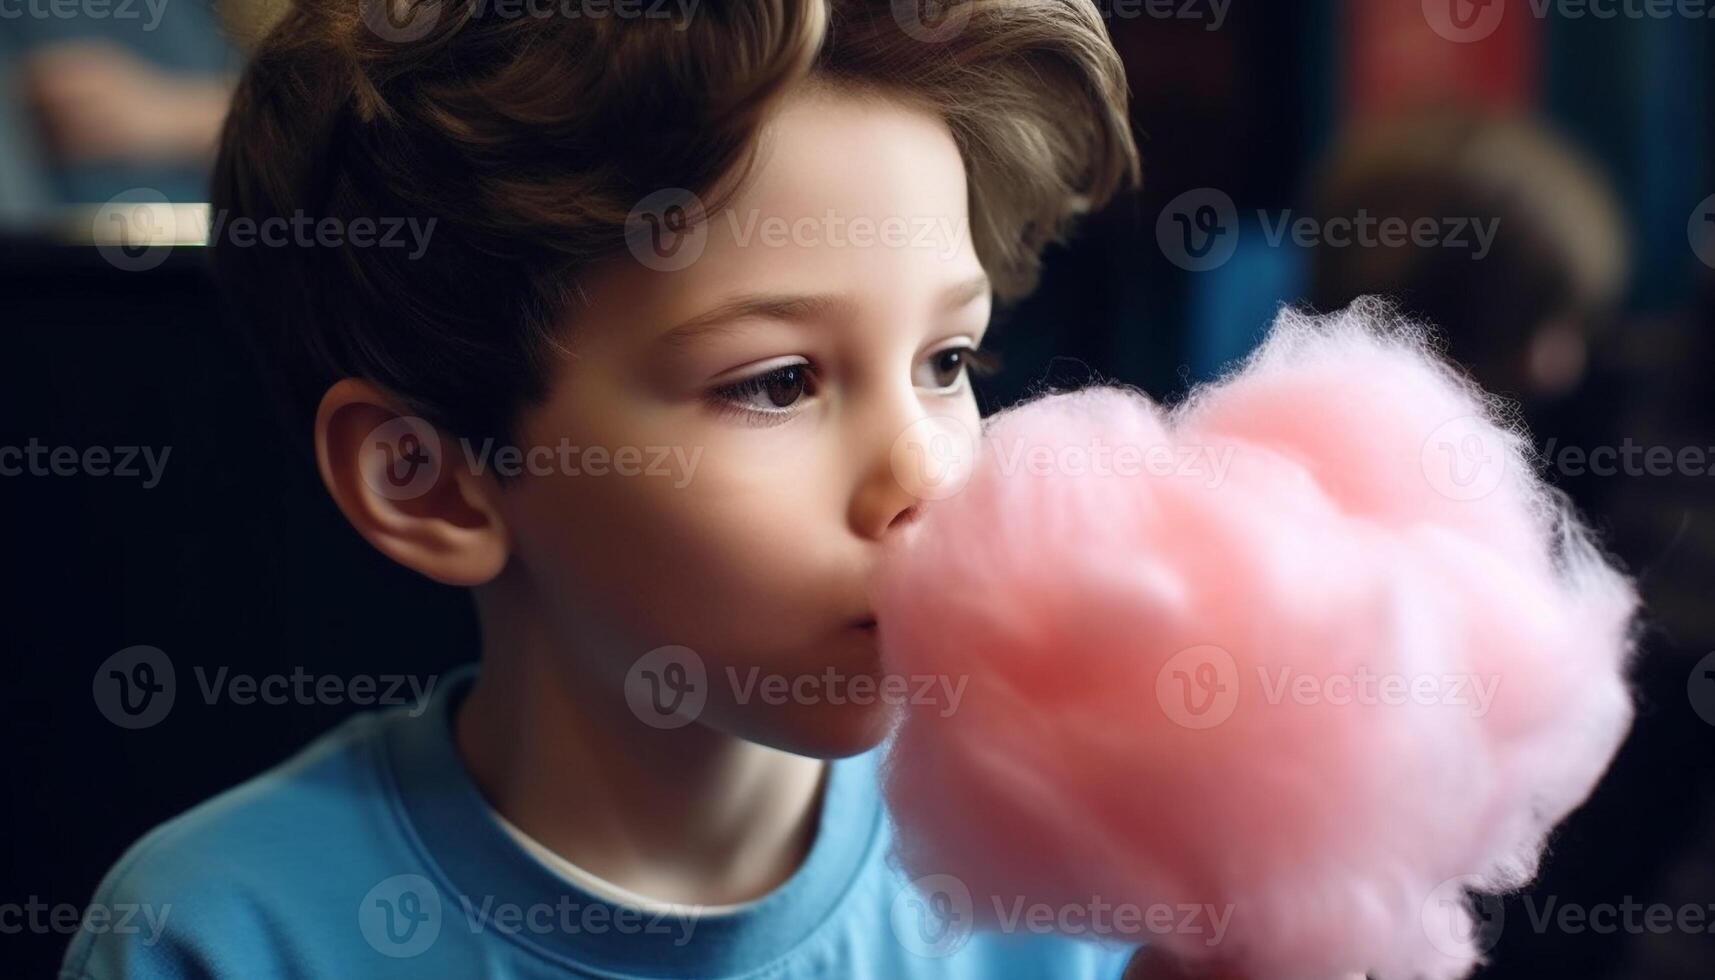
[1308,109,1628,418]
[1307,106,1714,653]
[21,40,230,169]
[0,0,270,216]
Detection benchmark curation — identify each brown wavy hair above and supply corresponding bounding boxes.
[211,0,1140,443]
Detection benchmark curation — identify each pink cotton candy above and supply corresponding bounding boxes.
[873,298,1637,980]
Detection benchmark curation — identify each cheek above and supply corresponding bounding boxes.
[953,389,981,433]
[501,439,843,654]
[931,387,983,456]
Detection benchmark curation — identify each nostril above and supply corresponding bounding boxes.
[888,503,920,530]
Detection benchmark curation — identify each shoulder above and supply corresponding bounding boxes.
[60,710,408,980]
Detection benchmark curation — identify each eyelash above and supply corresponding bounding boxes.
[706,343,1002,426]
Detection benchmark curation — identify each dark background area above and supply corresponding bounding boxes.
[5,1,1715,977]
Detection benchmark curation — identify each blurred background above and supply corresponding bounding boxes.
[2,0,1713,977]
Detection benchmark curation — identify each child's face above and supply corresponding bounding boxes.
[494,85,990,757]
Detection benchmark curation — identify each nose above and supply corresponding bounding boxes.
[848,388,924,542]
[847,396,977,542]
[849,441,921,543]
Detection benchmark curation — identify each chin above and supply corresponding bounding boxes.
[721,698,898,760]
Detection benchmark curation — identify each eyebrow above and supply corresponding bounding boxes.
[659,274,992,348]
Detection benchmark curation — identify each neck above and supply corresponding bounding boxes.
[454,584,829,907]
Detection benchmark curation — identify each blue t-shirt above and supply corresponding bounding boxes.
[61,665,1139,979]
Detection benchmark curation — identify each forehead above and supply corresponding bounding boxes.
[734,84,971,239]
[574,85,981,339]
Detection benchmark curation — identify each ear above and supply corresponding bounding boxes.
[314,379,510,586]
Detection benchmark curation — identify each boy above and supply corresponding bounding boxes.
[62,0,1171,976]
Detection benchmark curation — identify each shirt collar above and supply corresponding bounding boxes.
[378,663,883,977]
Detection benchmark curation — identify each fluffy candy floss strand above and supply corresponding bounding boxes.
[873,298,1637,980]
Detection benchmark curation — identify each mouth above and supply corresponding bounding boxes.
[852,616,878,632]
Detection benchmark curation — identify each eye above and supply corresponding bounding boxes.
[707,360,816,423]
[915,342,1000,391]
